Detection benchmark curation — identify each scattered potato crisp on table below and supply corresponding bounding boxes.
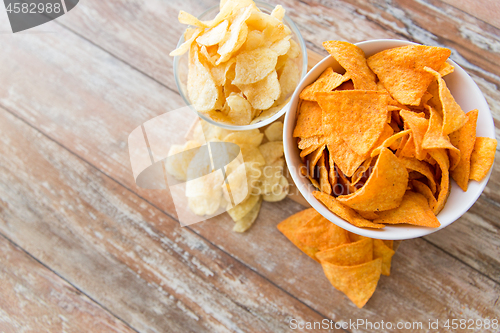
[171,0,301,126]
[278,208,397,308]
[166,119,289,232]
[294,40,497,229]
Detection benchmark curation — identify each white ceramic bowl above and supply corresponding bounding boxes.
[283,39,496,240]
[173,1,308,131]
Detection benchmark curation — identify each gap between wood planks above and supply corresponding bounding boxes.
[34,16,500,289]
[0,104,349,333]
[0,232,140,333]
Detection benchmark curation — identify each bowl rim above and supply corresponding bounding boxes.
[173,1,308,131]
[283,38,496,240]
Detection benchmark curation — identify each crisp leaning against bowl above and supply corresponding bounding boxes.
[294,40,497,229]
[170,0,300,126]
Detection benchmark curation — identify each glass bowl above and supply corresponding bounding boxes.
[173,1,308,131]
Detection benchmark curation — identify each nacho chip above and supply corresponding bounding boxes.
[313,191,385,229]
[298,135,325,150]
[367,45,451,105]
[470,137,497,181]
[328,150,337,188]
[277,208,321,256]
[307,144,326,178]
[294,214,351,259]
[373,239,395,276]
[374,191,440,227]
[438,62,454,76]
[321,258,382,308]
[428,149,450,215]
[412,179,437,211]
[299,67,349,101]
[422,105,461,170]
[424,67,466,135]
[370,129,411,158]
[356,210,379,220]
[293,100,322,138]
[338,149,408,212]
[318,153,332,195]
[449,109,478,190]
[322,41,377,90]
[327,136,366,178]
[398,157,437,194]
[400,110,429,160]
[316,238,372,266]
[317,90,390,157]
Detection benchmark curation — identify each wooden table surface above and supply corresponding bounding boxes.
[0,0,499,332]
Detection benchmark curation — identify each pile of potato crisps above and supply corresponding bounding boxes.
[170,0,301,126]
[278,208,398,308]
[166,120,288,232]
[294,41,497,229]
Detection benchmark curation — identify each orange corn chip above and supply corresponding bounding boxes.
[316,238,373,266]
[294,214,350,258]
[347,232,368,243]
[412,179,437,211]
[470,137,497,181]
[313,191,385,229]
[428,149,450,215]
[298,135,325,150]
[300,67,350,101]
[371,129,411,157]
[328,148,337,188]
[322,41,377,90]
[338,149,408,212]
[318,153,332,194]
[374,191,440,227]
[300,142,323,160]
[438,62,454,76]
[367,45,450,105]
[373,239,395,276]
[399,133,417,158]
[355,210,379,220]
[293,100,322,138]
[425,67,466,135]
[383,240,394,250]
[352,157,374,186]
[321,258,382,308]
[422,105,461,170]
[277,208,321,258]
[398,157,437,194]
[327,136,366,178]
[308,144,326,177]
[317,90,390,157]
[400,110,429,160]
[449,109,478,191]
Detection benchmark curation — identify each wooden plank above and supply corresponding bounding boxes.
[0,106,340,333]
[0,235,135,333]
[440,0,500,29]
[0,1,499,329]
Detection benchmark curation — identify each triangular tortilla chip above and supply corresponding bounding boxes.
[277,208,321,259]
[321,258,382,308]
[470,137,497,181]
[322,41,377,90]
[428,149,450,215]
[300,67,350,101]
[424,67,466,135]
[374,191,440,227]
[400,110,429,160]
[412,180,437,211]
[367,45,450,105]
[317,153,332,194]
[449,109,478,190]
[293,100,322,138]
[316,238,373,266]
[398,157,437,194]
[317,90,389,157]
[373,239,395,276]
[327,136,366,178]
[338,149,408,212]
[313,191,385,229]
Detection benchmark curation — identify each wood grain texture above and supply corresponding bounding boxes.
[0,235,135,333]
[0,0,499,331]
[0,106,340,333]
[440,0,500,29]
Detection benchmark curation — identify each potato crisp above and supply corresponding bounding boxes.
[278,209,398,308]
[295,41,496,229]
[171,0,301,125]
